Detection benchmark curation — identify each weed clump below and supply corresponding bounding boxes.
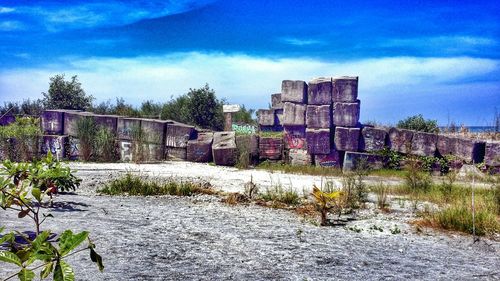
[260,184,300,206]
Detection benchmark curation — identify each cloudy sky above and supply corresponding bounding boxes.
[0,0,499,125]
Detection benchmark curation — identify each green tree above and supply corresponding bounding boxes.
[42,74,94,110]
[397,114,439,133]
[233,105,256,125]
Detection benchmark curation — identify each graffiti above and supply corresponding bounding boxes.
[232,124,256,135]
[68,138,80,160]
[315,152,341,168]
[119,127,133,139]
[120,141,133,162]
[166,135,189,148]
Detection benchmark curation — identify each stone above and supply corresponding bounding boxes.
[457,165,485,179]
[455,138,486,164]
[141,119,169,144]
[334,127,360,151]
[117,118,142,140]
[271,93,283,109]
[360,126,387,152]
[306,105,331,129]
[307,77,332,105]
[314,150,343,168]
[343,152,385,172]
[437,135,457,156]
[411,131,438,157]
[484,142,500,166]
[281,80,307,103]
[284,126,306,149]
[306,128,331,154]
[387,128,414,154]
[257,109,275,126]
[41,110,65,135]
[63,111,94,137]
[283,102,306,126]
[66,137,81,160]
[41,135,67,160]
[332,76,358,102]
[212,140,237,166]
[165,146,187,161]
[117,140,134,162]
[0,115,15,126]
[213,131,236,145]
[259,137,283,160]
[333,101,360,127]
[187,132,214,162]
[289,149,312,166]
[166,122,197,148]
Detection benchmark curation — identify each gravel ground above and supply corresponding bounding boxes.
[1,162,499,280]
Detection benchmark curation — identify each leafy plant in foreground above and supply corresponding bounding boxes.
[311,186,343,226]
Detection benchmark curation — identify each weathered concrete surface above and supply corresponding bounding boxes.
[411,131,438,157]
[117,118,142,140]
[94,115,118,135]
[0,114,15,126]
[166,146,187,161]
[334,127,360,152]
[436,135,457,157]
[257,109,275,126]
[259,137,283,160]
[283,102,306,126]
[187,132,214,163]
[144,143,165,162]
[236,135,259,159]
[213,131,236,145]
[66,136,81,160]
[166,122,197,148]
[63,111,94,137]
[117,140,134,162]
[333,101,360,127]
[485,141,500,166]
[388,128,414,154]
[343,152,385,172]
[332,76,358,102]
[141,119,170,145]
[41,110,65,135]
[314,150,343,168]
[306,128,331,154]
[360,127,387,152]
[274,109,284,127]
[41,135,67,160]
[288,149,312,166]
[281,80,307,103]
[284,126,306,150]
[307,77,332,105]
[271,93,283,109]
[213,132,237,166]
[456,138,486,164]
[306,105,331,129]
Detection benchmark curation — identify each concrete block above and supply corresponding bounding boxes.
[334,127,360,151]
[333,101,360,127]
[388,128,413,154]
[271,93,283,109]
[306,128,331,154]
[66,137,81,160]
[437,135,457,156]
[257,109,275,126]
[187,132,214,162]
[411,131,438,157]
[456,138,486,164]
[274,109,284,127]
[236,134,259,157]
[63,111,93,137]
[283,102,306,126]
[314,150,343,168]
[212,140,237,166]
[307,77,332,105]
[360,127,387,152]
[41,110,64,135]
[141,119,169,144]
[117,117,142,140]
[306,105,331,129]
[259,137,283,160]
[41,135,67,160]
[284,126,306,149]
[485,142,500,166]
[281,80,307,103]
[117,140,134,162]
[213,131,236,145]
[289,149,312,166]
[0,115,15,126]
[332,76,358,102]
[166,122,197,148]
[142,143,164,162]
[94,114,118,135]
[165,146,187,161]
[343,152,385,172]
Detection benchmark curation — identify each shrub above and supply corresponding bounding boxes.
[397,114,439,133]
[76,116,97,161]
[0,117,41,162]
[260,184,300,206]
[94,127,116,162]
[404,158,432,192]
[373,183,390,210]
[42,74,94,110]
[311,186,343,226]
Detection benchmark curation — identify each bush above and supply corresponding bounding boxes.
[434,203,499,236]
[260,184,300,206]
[397,114,439,133]
[94,127,116,162]
[42,74,94,110]
[76,116,97,161]
[0,117,41,162]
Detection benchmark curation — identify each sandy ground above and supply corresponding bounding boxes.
[1,161,499,280]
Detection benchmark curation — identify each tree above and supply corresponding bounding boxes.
[42,74,93,110]
[233,105,256,125]
[397,114,439,133]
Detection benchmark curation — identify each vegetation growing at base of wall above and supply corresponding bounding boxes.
[75,116,117,162]
[0,117,41,162]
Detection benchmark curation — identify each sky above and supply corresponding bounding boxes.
[0,0,499,126]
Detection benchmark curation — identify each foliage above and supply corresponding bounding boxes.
[404,157,432,192]
[260,184,300,206]
[376,147,403,170]
[432,202,499,236]
[311,186,343,226]
[75,117,97,161]
[139,100,162,118]
[42,75,93,111]
[0,117,41,162]
[0,154,102,280]
[130,125,146,163]
[258,131,283,138]
[372,183,389,210]
[396,114,439,133]
[94,127,116,162]
[0,99,44,117]
[232,105,256,125]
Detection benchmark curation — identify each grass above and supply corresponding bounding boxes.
[257,161,343,177]
[258,131,283,138]
[98,173,216,196]
[260,184,300,206]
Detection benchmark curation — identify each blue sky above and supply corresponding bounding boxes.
[0,0,499,125]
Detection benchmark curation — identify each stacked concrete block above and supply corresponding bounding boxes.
[289,149,312,166]
[41,110,65,135]
[141,119,169,144]
[360,127,387,152]
[257,109,275,126]
[236,134,260,162]
[166,122,196,147]
[66,137,81,160]
[274,109,284,128]
[343,152,385,172]
[40,135,67,160]
[259,137,283,160]
[284,126,306,150]
[307,78,332,105]
[187,132,214,162]
[388,128,414,154]
[212,131,237,166]
[117,117,142,140]
[117,140,134,162]
[485,142,500,167]
[258,109,283,132]
[306,105,331,129]
[437,135,457,156]
[314,149,343,168]
[93,115,118,135]
[281,80,307,103]
[456,138,486,164]
[271,93,283,109]
[332,76,358,102]
[411,131,438,157]
[306,129,331,154]
[144,143,165,162]
[63,111,94,137]
[334,127,360,152]
[165,146,187,161]
[333,101,360,127]
[283,102,306,126]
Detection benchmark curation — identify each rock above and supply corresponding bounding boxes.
[456,138,486,164]
[333,101,360,127]
[94,115,118,135]
[306,128,331,154]
[166,122,197,148]
[0,115,15,126]
[281,80,307,103]
[187,132,214,162]
[141,119,170,144]
[284,126,307,149]
[213,132,237,166]
[117,117,142,140]
[259,137,283,160]
[411,131,438,157]
[387,128,413,154]
[314,149,343,168]
[66,136,81,160]
[283,102,306,126]
[360,127,387,152]
[257,109,275,126]
[457,164,485,179]
[307,77,332,105]
[40,135,67,160]
[271,93,283,109]
[484,142,500,167]
[289,149,312,166]
[332,76,358,102]
[343,152,385,172]
[63,111,94,137]
[306,105,331,129]
[437,135,457,156]
[334,127,360,151]
[41,110,65,135]
[117,140,134,162]
[165,146,187,161]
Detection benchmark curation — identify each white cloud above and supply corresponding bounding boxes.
[0,20,25,31]
[0,7,15,13]
[279,37,326,46]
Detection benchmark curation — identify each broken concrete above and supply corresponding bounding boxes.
[343,152,385,172]
[283,102,306,126]
[387,128,414,154]
[281,80,307,103]
[334,127,360,152]
[360,127,387,152]
[187,132,214,163]
[307,77,332,105]
[332,76,358,102]
[306,105,331,129]
[306,128,331,154]
[333,101,360,127]
[284,126,306,150]
[411,131,438,157]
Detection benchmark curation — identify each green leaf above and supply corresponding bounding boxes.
[18,268,35,281]
[54,260,74,281]
[90,248,104,272]
[0,232,14,245]
[58,230,89,256]
[32,231,50,251]
[40,262,54,279]
[32,188,41,202]
[0,250,22,266]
